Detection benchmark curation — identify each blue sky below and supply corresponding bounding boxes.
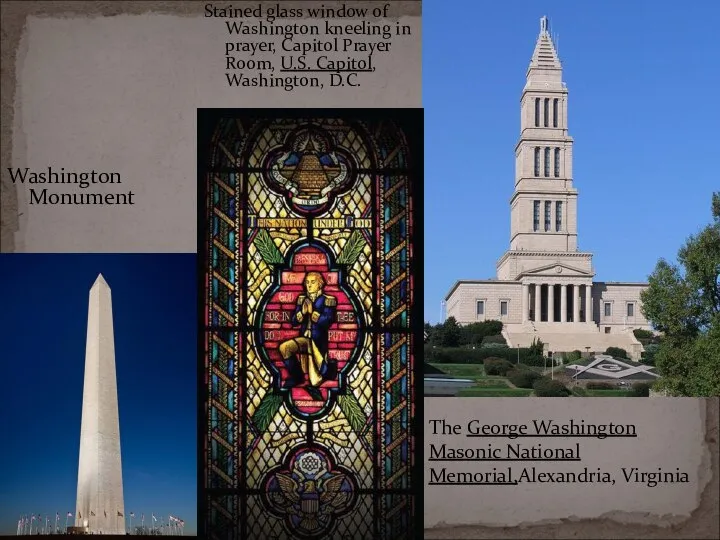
[423,0,720,323]
[0,254,196,535]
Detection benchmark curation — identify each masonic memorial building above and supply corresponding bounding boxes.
[445,17,651,360]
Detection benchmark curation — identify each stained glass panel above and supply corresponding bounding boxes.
[200,110,420,539]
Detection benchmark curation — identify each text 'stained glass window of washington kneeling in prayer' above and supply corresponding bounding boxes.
[199,110,419,539]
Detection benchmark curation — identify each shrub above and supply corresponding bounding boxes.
[586,382,615,390]
[482,334,507,345]
[481,341,509,350]
[641,343,660,365]
[633,329,654,341]
[528,337,545,356]
[533,377,571,397]
[605,347,629,359]
[508,369,543,389]
[483,357,515,376]
[568,350,582,362]
[458,320,504,346]
[424,346,486,364]
[425,346,536,365]
[520,354,547,367]
[629,382,651,397]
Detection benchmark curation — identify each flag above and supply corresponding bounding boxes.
[56,512,59,518]
[67,512,72,517]
[130,512,135,518]
[31,515,36,521]
[118,510,123,517]
[152,513,157,522]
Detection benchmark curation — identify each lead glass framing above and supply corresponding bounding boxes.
[199,111,420,540]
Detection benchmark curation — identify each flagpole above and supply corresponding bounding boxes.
[44,515,48,535]
[129,513,133,535]
[65,512,69,531]
[55,513,59,534]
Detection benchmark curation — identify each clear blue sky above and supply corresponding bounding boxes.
[423,0,720,323]
[0,254,196,535]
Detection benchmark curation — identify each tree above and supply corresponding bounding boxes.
[438,316,462,348]
[640,192,720,396]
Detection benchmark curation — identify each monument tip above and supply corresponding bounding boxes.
[93,273,109,287]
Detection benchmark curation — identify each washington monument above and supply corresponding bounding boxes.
[75,274,125,534]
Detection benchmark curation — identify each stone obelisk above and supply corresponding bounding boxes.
[75,274,125,534]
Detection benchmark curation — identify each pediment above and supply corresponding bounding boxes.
[519,263,593,278]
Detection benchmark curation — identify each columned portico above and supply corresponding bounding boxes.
[585,284,592,322]
[522,281,595,324]
[573,285,580,322]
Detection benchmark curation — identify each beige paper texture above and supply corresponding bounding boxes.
[0,1,421,253]
[425,397,719,539]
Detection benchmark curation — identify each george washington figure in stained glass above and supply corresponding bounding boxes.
[200,110,419,540]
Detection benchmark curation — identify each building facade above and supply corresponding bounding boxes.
[445,17,651,359]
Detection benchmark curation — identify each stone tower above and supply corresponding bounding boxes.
[496,16,595,326]
[75,274,125,534]
[444,17,651,356]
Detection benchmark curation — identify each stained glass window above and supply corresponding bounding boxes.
[199,110,420,540]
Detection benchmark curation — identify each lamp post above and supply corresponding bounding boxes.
[585,346,591,358]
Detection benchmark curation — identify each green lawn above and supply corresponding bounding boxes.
[458,387,534,397]
[429,363,641,397]
[573,387,635,397]
[428,363,486,379]
[473,379,513,388]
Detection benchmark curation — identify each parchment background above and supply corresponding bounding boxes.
[426,397,719,539]
[0,0,421,253]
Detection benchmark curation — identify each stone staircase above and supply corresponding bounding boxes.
[502,323,644,360]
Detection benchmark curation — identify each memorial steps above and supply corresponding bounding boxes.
[503,324,644,360]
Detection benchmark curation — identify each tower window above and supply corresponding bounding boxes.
[500,301,508,316]
[604,302,612,317]
[544,98,549,127]
[553,99,558,127]
[554,148,560,177]
[534,98,540,127]
[544,147,550,177]
[627,303,634,317]
[534,147,540,177]
[476,300,485,316]
[555,201,562,232]
[544,201,551,231]
[533,201,540,231]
